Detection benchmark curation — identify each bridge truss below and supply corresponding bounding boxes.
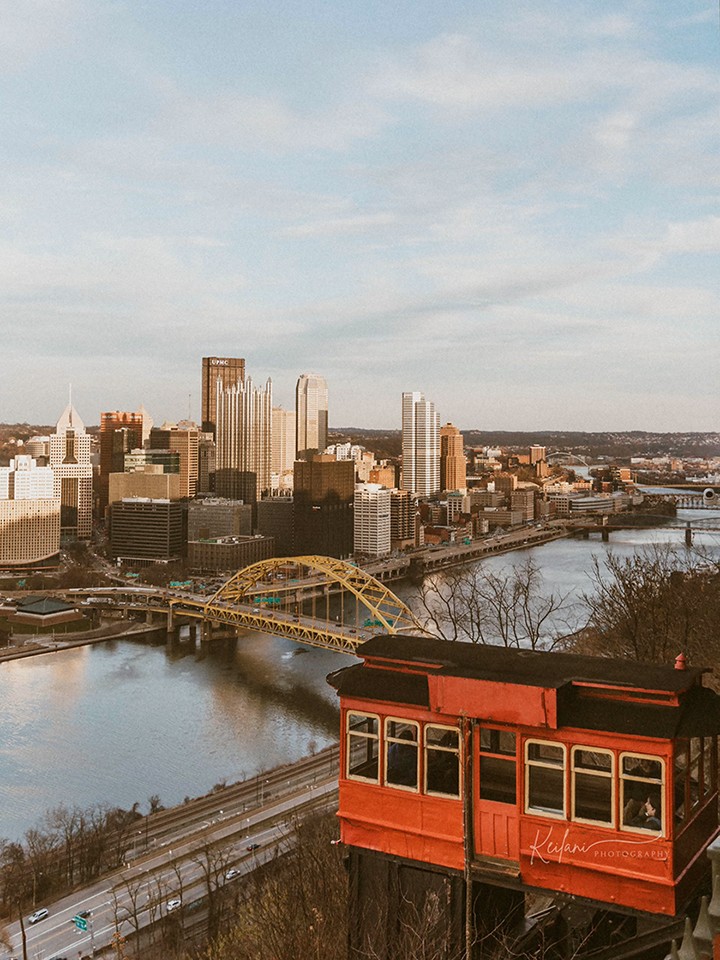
[169,556,425,654]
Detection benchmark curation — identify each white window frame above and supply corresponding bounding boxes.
[571,745,614,828]
[385,717,420,793]
[346,711,380,784]
[619,751,665,837]
[525,739,567,819]
[424,723,461,799]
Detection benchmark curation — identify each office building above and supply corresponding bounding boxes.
[401,392,440,498]
[439,422,466,493]
[390,489,415,549]
[98,411,145,516]
[109,467,181,503]
[188,535,273,574]
[0,457,60,567]
[109,498,185,565]
[354,484,391,558]
[256,497,295,556]
[296,373,328,461]
[511,488,536,522]
[187,498,253,540]
[149,424,199,499]
[201,356,245,436]
[49,403,93,540]
[530,445,547,465]
[294,455,354,558]
[215,376,272,504]
[272,406,296,485]
[197,433,216,494]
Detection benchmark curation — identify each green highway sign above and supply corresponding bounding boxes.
[72,915,88,930]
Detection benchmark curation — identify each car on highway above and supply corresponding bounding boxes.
[28,908,49,924]
[246,842,260,852]
[76,908,91,918]
[225,867,241,881]
[166,898,182,913]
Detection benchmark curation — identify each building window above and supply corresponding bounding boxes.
[572,747,613,826]
[479,728,516,804]
[385,718,419,790]
[525,740,566,818]
[425,724,460,798]
[620,753,664,834]
[674,736,716,826]
[346,712,379,783]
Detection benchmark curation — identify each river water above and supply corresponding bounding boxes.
[1,505,718,842]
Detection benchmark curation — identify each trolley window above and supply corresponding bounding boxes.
[346,712,379,783]
[674,736,716,826]
[425,725,460,798]
[526,740,566,818]
[479,728,516,805]
[386,719,419,791]
[620,753,664,835]
[572,747,613,826]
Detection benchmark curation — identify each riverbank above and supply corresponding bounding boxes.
[0,619,166,664]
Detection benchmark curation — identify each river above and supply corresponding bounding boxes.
[1,505,718,842]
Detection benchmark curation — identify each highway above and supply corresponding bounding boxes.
[2,749,339,960]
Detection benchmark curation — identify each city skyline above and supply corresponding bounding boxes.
[0,1,718,432]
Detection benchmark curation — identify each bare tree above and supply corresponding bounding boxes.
[192,843,232,941]
[577,545,720,667]
[413,558,572,650]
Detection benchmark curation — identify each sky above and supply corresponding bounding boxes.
[0,0,718,432]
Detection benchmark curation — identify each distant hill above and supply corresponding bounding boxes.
[331,429,720,459]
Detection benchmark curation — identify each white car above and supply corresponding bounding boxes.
[28,908,49,924]
[225,868,241,881]
[166,898,182,913]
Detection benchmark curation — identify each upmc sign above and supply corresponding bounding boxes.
[210,358,230,366]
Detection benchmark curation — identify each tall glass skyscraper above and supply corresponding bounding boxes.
[215,376,272,503]
[50,402,93,540]
[401,391,440,497]
[295,373,328,461]
[201,356,245,436]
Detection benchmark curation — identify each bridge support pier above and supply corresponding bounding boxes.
[685,522,693,547]
[601,527,609,542]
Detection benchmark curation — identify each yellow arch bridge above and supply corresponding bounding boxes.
[157,556,424,654]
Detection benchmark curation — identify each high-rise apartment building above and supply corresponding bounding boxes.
[49,403,93,540]
[215,376,272,504]
[98,411,145,515]
[296,373,328,461]
[401,392,440,498]
[201,356,245,436]
[0,457,60,567]
[354,484,391,558]
[439,422,466,493]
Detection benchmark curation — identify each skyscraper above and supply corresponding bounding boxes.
[293,455,354,558]
[201,356,245,436]
[98,410,145,516]
[215,376,272,503]
[272,406,296,477]
[49,402,93,540]
[401,392,440,497]
[150,423,200,499]
[439,422,466,493]
[295,373,328,461]
[354,484,391,558]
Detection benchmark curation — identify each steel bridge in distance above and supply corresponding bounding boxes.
[65,556,426,655]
